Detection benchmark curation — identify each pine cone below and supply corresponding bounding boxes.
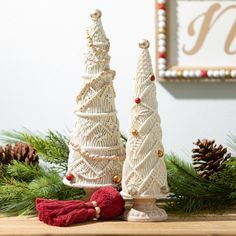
[0,143,39,165]
[192,139,231,179]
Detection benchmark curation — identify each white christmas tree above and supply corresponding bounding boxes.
[121,39,169,221]
[63,10,125,196]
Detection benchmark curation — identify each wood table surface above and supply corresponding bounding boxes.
[0,213,236,236]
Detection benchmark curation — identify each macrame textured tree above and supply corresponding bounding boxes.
[64,10,125,193]
[121,39,169,221]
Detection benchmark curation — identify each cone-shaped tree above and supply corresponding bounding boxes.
[121,39,169,221]
[63,10,125,193]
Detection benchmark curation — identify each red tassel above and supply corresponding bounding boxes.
[36,186,125,227]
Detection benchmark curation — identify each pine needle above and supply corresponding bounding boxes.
[0,163,84,216]
[4,161,45,182]
[165,154,236,213]
[0,130,69,170]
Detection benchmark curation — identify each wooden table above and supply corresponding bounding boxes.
[1,214,236,236]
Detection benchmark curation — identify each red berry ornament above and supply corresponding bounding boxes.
[150,75,155,81]
[159,53,166,58]
[135,98,141,104]
[158,3,165,10]
[66,172,74,181]
[201,70,208,78]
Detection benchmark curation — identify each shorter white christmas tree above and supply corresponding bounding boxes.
[121,39,169,221]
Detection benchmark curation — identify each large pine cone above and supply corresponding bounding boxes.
[192,139,231,179]
[0,143,39,165]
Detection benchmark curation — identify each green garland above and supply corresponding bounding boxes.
[0,130,69,171]
[0,130,236,215]
[166,134,236,213]
[0,161,84,216]
[0,130,84,216]
[165,155,236,213]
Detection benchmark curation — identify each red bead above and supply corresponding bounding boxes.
[66,173,74,181]
[150,75,155,81]
[158,3,165,10]
[135,98,141,104]
[159,52,166,58]
[201,70,208,77]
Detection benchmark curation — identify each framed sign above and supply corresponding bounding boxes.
[156,0,236,81]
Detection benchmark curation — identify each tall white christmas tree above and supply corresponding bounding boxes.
[63,10,125,197]
[121,39,169,221]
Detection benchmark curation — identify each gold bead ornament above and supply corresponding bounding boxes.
[225,70,231,77]
[158,149,164,157]
[139,39,150,49]
[90,9,102,19]
[113,175,121,184]
[158,28,166,34]
[161,186,170,194]
[131,129,139,137]
[177,71,183,77]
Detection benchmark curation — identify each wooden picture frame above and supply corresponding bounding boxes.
[155,0,236,82]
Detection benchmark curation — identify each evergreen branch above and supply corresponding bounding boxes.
[0,130,29,144]
[166,155,210,196]
[166,155,236,213]
[4,161,45,182]
[0,130,69,170]
[210,158,236,191]
[0,165,84,216]
[166,154,198,178]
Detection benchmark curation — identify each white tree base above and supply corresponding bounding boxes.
[123,198,168,222]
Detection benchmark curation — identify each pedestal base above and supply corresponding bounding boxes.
[124,198,168,222]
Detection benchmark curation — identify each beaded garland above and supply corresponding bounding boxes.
[69,140,125,161]
[156,0,236,80]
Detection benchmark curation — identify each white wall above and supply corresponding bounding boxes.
[0,0,236,160]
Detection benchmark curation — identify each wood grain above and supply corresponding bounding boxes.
[1,214,236,236]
